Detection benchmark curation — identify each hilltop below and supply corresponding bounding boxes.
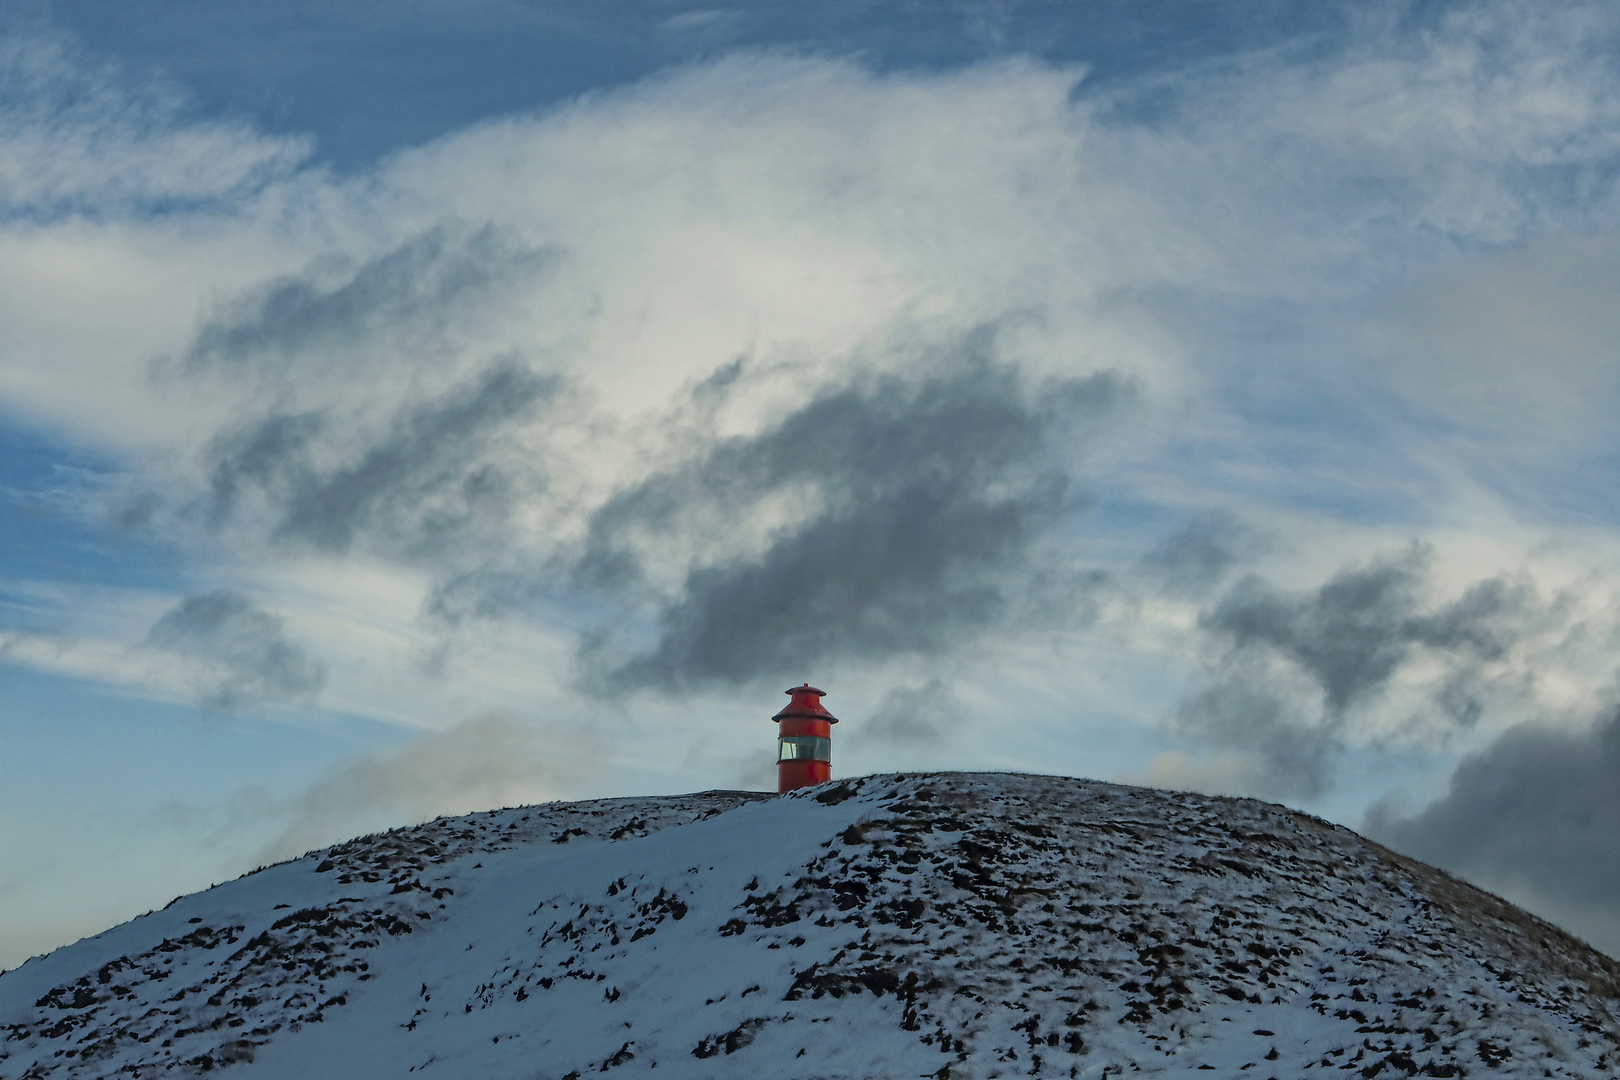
[2,773,1618,1078]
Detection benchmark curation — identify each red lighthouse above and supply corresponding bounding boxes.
[773,683,837,792]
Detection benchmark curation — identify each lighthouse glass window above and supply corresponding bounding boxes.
[777,736,831,762]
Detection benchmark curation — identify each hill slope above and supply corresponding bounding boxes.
[3,773,1618,1078]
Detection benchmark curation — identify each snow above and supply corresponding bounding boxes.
[3,773,1618,1078]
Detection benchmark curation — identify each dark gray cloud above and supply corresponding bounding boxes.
[579,347,1127,689]
[425,566,548,630]
[1368,710,1620,956]
[1205,546,1534,714]
[853,679,969,747]
[198,358,558,555]
[200,411,324,530]
[1139,509,1262,597]
[145,223,566,566]
[145,590,326,709]
[1205,547,1431,716]
[1179,546,1547,798]
[184,226,553,371]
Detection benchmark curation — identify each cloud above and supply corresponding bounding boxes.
[1138,510,1263,598]
[144,590,325,709]
[851,679,970,747]
[1369,709,1620,957]
[256,713,606,863]
[183,226,555,377]
[1206,547,1536,712]
[195,358,560,556]
[139,225,569,561]
[1206,547,1431,716]
[0,27,307,217]
[5,7,1620,749]
[1135,2,1620,254]
[577,345,1126,689]
[1172,675,1339,802]
[1384,232,1620,483]
[1176,546,1554,798]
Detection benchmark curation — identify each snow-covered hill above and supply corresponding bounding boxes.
[3,773,1618,1078]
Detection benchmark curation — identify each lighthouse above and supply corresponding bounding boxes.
[773,683,837,792]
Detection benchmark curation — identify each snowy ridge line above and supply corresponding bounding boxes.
[1,773,1618,1078]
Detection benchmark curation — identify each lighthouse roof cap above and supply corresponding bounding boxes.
[772,683,839,723]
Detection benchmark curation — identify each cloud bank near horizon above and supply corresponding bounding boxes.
[1368,707,1620,957]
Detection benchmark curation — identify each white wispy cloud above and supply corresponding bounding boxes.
[0,31,309,215]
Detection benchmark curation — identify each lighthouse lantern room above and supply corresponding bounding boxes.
[772,683,837,792]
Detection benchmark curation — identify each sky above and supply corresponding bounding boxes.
[3,0,1620,970]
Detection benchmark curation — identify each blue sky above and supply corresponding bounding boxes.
[5,0,1620,969]
[40,1,1359,166]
